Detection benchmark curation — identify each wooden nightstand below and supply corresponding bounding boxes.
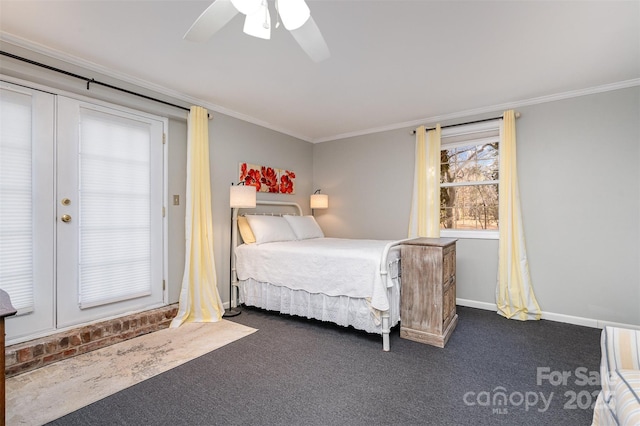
[400,238,458,348]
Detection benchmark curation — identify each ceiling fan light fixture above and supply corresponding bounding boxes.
[231,0,262,16]
[243,2,271,39]
[185,0,329,61]
[277,0,310,31]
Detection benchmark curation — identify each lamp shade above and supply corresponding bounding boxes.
[310,193,328,209]
[230,185,257,208]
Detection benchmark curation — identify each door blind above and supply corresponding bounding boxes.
[0,89,35,313]
[77,109,152,308]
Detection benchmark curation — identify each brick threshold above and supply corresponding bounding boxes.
[5,304,179,378]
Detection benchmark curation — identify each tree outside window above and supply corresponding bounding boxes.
[440,142,499,230]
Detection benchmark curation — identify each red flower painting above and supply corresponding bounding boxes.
[239,163,295,194]
[239,163,261,192]
[279,170,296,194]
[261,167,279,193]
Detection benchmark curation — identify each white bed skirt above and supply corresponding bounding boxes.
[238,278,401,335]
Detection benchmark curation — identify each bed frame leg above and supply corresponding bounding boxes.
[382,313,390,351]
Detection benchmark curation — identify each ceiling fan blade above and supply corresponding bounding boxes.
[184,0,239,42]
[289,16,330,62]
[230,0,261,16]
[278,0,310,31]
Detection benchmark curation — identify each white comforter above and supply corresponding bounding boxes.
[235,238,400,311]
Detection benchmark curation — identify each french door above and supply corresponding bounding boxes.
[0,81,166,342]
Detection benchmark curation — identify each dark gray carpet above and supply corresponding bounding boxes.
[48,306,601,425]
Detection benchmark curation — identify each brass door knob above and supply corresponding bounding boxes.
[61,214,72,223]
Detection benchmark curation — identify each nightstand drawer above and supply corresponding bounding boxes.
[443,278,456,326]
[443,246,456,284]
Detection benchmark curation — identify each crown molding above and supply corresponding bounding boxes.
[311,78,640,143]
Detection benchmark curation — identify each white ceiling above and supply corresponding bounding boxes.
[1,1,638,142]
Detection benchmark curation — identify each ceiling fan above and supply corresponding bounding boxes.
[184,0,330,62]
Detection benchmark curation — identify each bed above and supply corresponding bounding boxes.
[231,201,407,351]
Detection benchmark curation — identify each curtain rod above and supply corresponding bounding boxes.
[0,50,197,115]
[411,113,520,135]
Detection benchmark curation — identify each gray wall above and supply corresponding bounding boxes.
[314,87,640,326]
[166,118,188,303]
[311,128,415,239]
[517,88,639,325]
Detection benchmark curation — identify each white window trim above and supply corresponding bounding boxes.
[441,180,499,188]
[441,229,499,240]
[440,119,501,240]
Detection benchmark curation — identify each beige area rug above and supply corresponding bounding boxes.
[6,320,257,425]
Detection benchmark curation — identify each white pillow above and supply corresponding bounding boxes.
[245,215,297,244]
[283,215,325,240]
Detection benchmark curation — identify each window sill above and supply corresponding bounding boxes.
[440,229,499,240]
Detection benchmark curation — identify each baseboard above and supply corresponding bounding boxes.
[595,319,640,331]
[456,298,496,312]
[456,298,640,331]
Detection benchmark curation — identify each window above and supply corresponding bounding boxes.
[439,122,500,238]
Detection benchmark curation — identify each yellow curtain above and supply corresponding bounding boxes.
[425,125,441,237]
[171,106,225,327]
[496,110,541,320]
[408,126,426,237]
[408,124,441,238]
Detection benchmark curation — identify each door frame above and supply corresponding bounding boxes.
[1,77,169,345]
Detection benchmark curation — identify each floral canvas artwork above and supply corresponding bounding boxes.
[239,163,296,194]
[279,169,295,194]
